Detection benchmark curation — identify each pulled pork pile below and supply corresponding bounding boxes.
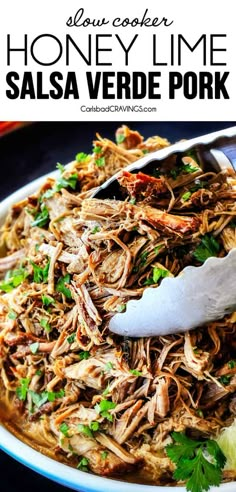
[0,126,236,485]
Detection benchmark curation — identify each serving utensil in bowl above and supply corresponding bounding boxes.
[92,126,236,337]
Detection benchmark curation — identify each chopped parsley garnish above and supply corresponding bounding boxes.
[35,370,42,376]
[104,362,114,371]
[93,146,102,154]
[60,422,70,437]
[31,204,49,228]
[56,163,65,173]
[8,310,17,320]
[67,333,76,344]
[181,191,192,202]
[0,267,28,293]
[41,294,55,307]
[29,389,64,408]
[78,421,99,438]
[79,351,90,360]
[31,260,50,283]
[95,399,116,422]
[219,375,231,386]
[117,304,126,313]
[166,432,226,492]
[56,274,72,299]
[101,451,108,460]
[129,369,142,376]
[154,245,161,255]
[140,251,148,266]
[95,157,105,167]
[102,385,110,396]
[16,377,30,401]
[29,342,39,354]
[129,197,136,205]
[75,152,90,163]
[153,267,169,283]
[40,318,51,332]
[145,267,170,285]
[228,360,236,369]
[90,421,99,431]
[91,226,100,234]
[193,234,220,263]
[77,457,89,471]
[116,133,126,144]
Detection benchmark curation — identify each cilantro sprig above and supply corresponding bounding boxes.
[0,267,28,293]
[95,399,116,422]
[56,274,72,299]
[166,432,226,492]
[193,234,220,263]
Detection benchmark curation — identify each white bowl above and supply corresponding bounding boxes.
[0,167,235,492]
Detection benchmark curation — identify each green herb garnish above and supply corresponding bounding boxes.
[41,294,55,307]
[129,197,136,205]
[181,191,192,202]
[60,422,70,437]
[8,310,17,320]
[228,360,236,369]
[117,304,126,313]
[219,375,231,385]
[31,260,50,283]
[67,333,76,344]
[16,377,30,401]
[104,362,114,371]
[101,451,108,460]
[76,152,90,163]
[95,157,105,167]
[91,226,100,234]
[93,146,102,154]
[0,267,28,293]
[95,399,116,422]
[29,342,39,354]
[31,204,49,228]
[116,133,126,144]
[166,432,226,492]
[56,274,72,299]
[193,234,220,263]
[79,351,90,360]
[77,457,89,471]
[129,369,142,376]
[40,318,51,332]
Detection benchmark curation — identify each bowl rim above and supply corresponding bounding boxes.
[0,168,236,492]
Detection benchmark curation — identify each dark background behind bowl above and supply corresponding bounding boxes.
[0,121,235,491]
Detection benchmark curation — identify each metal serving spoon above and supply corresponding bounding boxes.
[92,126,236,337]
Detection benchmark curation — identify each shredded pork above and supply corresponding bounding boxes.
[0,126,236,485]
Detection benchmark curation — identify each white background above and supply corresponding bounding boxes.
[0,0,235,121]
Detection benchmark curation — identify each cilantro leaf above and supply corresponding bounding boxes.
[129,369,143,377]
[116,133,126,144]
[95,399,116,422]
[31,260,50,283]
[75,152,90,163]
[40,318,51,332]
[95,157,105,167]
[8,310,17,320]
[41,294,55,307]
[182,191,192,202]
[67,333,76,344]
[56,274,72,299]
[31,204,49,228]
[79,351,90,360]
[77,457,89,471]
[16,377,30,401]
[193,234,220,263]
[0,267,28,293]
[29,342,39,354]
[60,422,70,437]
[166,432,226,492]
